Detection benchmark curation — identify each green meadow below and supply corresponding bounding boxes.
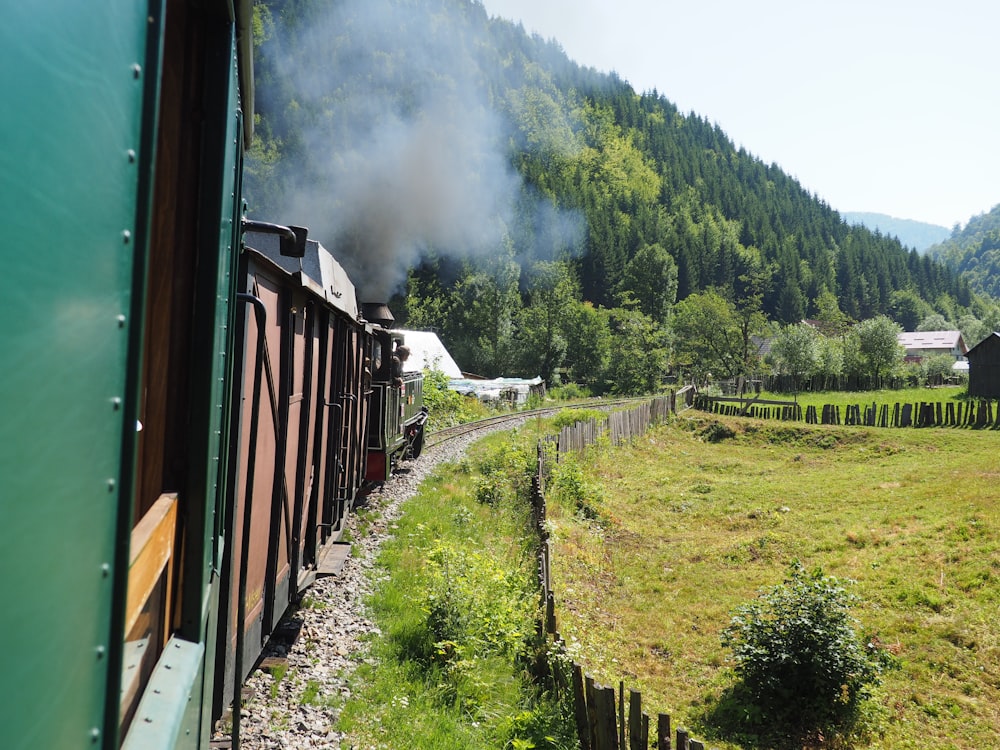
[546,409,1000,749]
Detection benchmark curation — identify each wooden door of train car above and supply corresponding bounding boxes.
[219,237,371,702]
[325,312,372,534]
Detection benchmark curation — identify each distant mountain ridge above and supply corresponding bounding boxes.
[842,212,951,252]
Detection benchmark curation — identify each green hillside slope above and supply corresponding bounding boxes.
[926,205,1000,297]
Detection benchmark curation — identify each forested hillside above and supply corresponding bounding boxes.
[926,205,1000,298]
[245,0,991,388]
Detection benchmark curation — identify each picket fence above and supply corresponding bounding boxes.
[696,393,1000,429]
[531,394,715,749]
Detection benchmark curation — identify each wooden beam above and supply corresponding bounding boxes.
[125,493,178,639]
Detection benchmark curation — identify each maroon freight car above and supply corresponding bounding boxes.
[217,230,424,711]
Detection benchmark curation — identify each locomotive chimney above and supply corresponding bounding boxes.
[361,302,395,328]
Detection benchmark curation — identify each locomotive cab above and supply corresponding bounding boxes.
[365,328,428,482]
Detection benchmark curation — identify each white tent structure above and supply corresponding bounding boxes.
[448,376,545,405]
[395,329,462,377]
[394,329,546,404]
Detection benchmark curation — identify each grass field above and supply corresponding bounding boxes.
[546,410,1000,749]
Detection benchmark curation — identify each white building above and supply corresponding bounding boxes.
[897,330,968,363]
[395,329,463,377]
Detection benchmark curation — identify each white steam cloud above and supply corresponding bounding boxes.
[253,0,580,301]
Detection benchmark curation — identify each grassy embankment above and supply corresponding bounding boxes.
[546,402,1000,749]
[336,426,579,749]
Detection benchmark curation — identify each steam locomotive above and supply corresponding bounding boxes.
[1,2,423,749]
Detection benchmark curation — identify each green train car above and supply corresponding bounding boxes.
[0,4,429,748]
[1,1,253,748]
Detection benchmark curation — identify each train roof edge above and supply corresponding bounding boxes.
[244,230,359,320]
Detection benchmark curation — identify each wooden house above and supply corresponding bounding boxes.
[966,332,1000,398]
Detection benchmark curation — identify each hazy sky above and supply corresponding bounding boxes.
[481,0,998,229]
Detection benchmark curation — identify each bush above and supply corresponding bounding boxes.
[700,420,736,443]
[717,562,893,746]
[549,454,602,521]
[472,437,534,507]
[548,382,592,401]
[549,408,606,430]
[424,543,536,665]
[422,368,491,430]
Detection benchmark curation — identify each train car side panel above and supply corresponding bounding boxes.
[221,258,289,701]
[311,316,339,555]
[292,301,324,584]
[331,318,370,526]
[0,3,159,748]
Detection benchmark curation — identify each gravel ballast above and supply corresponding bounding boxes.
[222,425,515,749]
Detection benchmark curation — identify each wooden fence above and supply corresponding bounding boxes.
[555,395,678,456]
[531,396,715,749]
[696,394,1000,429]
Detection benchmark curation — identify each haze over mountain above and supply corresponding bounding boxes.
[842,212,952,253]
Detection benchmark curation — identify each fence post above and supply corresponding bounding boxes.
[628,689,642,750]
[675,727,689,749]
[656,714,671,749]
[572,664,591,750]
[618,681,625,750]
[586,676,598,749]
[593,684,618,750]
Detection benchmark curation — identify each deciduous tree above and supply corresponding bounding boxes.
[605,307,667,394]
[771,323,820,396]
[855,315,904,384]
[670,290,744,381]
[617,243,678,324]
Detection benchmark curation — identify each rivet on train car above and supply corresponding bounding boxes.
[107,479,116,493]
[132,64,142,79]
[122,230,131,244]
[95,645,105,660]
[111,397,122,411]
[118,315,127,329]
[127,149,136,164]
[101,563,110,578]
[90,728,100,742]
